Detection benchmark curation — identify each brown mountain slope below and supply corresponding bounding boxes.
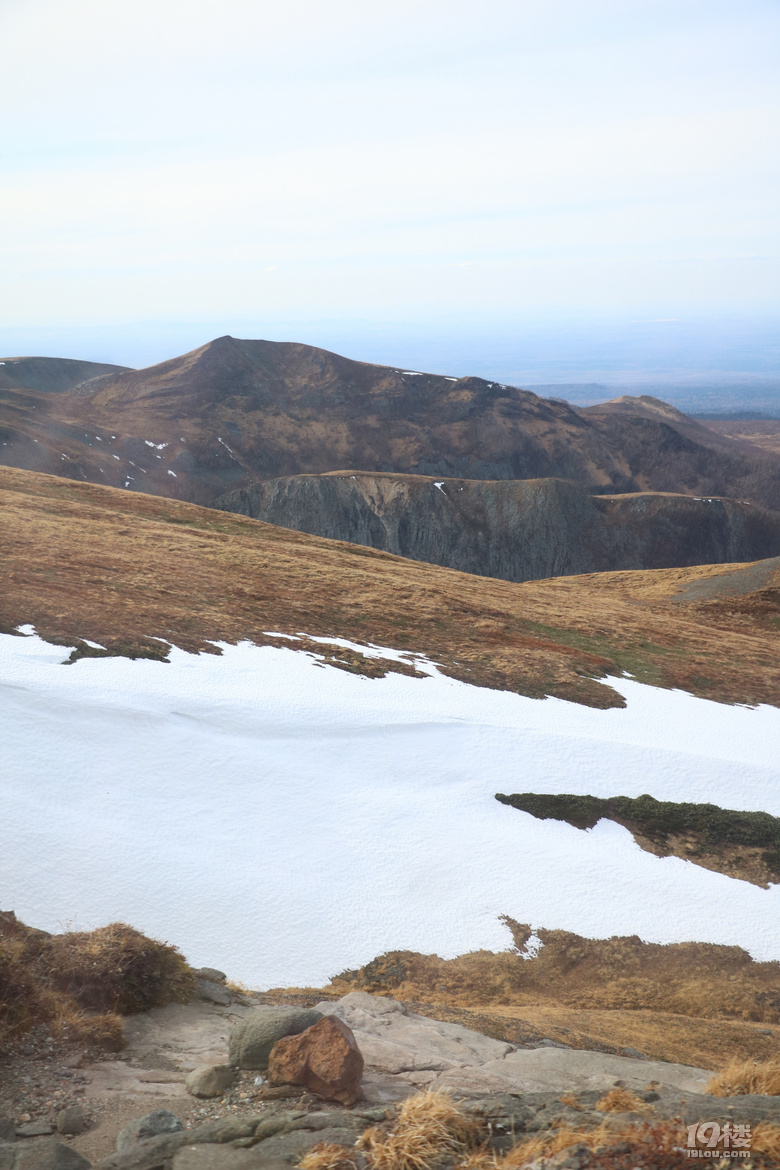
[2,336,780,510]
[217,471,780,581]
[580,395,780,508]
[2,466,779,710]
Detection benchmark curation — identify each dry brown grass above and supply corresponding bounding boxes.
[298,1143,358,1170]
[2,466,780,709]
[354,1094,697,1170]
[0,913,193,1051]
[706,1058,780,1097]
[357,1091,485,1170]
[751,1122,780,1162]
[595,1088,651,1114]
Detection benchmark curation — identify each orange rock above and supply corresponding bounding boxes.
[268,1014,364,1105]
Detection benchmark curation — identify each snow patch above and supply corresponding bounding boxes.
[2,632,780,987]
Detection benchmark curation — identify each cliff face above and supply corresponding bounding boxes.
[217,472,780,582]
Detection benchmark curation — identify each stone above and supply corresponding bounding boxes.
[191,968,227,984]
[255,1129,358,1164]
[173,1151,288,1170]
[228,1008,322,1070]
[185,1066,236,1099]
[16,1125,54,1139]
[0,1122,14,1143]
[55,1108,86,1137]
[0,1145,15,1170]
[13,1140,92,1170]
[268,1015,363,1106]
[116,1111,184,1155]
[196,980,231,1006]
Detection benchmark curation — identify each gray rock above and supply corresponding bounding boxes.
[185,1066,236,1099]
[0,1123,14,1143]
[186,1120,261,1146]
[256,1129,358,1163]
[97,1131,192,1170]
[228,1008,322,1070]
[16,1126,54,1139]
[56,1109,87,1137]
[196,980,231,1007]
[0,1145,15,1170]
[174,1151,288,1170]
[12,1140,91,1170]
[116,1112,183,1155]
[192,969,227,984]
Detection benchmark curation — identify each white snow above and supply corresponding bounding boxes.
[2,631,780,989]
[145,441,169,450]
[434,482,446,493]
[167,470,177,477]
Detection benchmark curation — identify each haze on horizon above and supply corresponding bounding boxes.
[1,0,778,392]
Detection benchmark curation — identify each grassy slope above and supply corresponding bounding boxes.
[268,925,780,1071]
[3,466,780,709]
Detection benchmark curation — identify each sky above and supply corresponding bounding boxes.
[1,0,779,385]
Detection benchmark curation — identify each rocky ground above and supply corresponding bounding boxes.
[3,984,780,1169]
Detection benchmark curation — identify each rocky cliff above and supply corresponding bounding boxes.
[217,472,780,582]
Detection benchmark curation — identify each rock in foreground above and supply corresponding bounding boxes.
[268,1015,364,1106]
[229,1008,323,1070]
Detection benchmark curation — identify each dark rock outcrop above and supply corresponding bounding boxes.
[217,472,780,582]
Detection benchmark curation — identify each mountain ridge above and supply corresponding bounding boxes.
[3,335,780,512]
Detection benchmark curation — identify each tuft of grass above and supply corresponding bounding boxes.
[706,1057,780,1096]
[299,1143,358,1170]
[752,1122,780,1163]
[357,1091,485,1170]
[594,1087,651,1113]
[33,922,195,1014]
[0,914,194,1051]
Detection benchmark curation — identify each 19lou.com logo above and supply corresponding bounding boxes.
[686,1122,752,1159]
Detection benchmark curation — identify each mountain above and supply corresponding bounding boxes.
[3,336,780,511]
[217,472,780,582]
[0,355,130,393]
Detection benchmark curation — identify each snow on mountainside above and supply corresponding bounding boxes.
[3,629,779,989]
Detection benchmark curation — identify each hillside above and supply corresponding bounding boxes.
[217,472,780,582]
[2,465,780,710]
[2,337,780,511]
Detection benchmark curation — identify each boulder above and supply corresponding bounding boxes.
[229,1008,322,1070]
[0,1123,14,1144]
[55,1109,86,1137]
[185,1065,236,1099]
[16,1126,53,1139]
[116,1112,183,1155]
[268,1015,363,1106]
[191,968,227,984]
[196,979,231,1006]
[12,1141,91,1170]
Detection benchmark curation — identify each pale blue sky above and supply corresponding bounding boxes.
[1,0,778,382]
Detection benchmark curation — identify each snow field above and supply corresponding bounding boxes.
[1,630,779,988]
